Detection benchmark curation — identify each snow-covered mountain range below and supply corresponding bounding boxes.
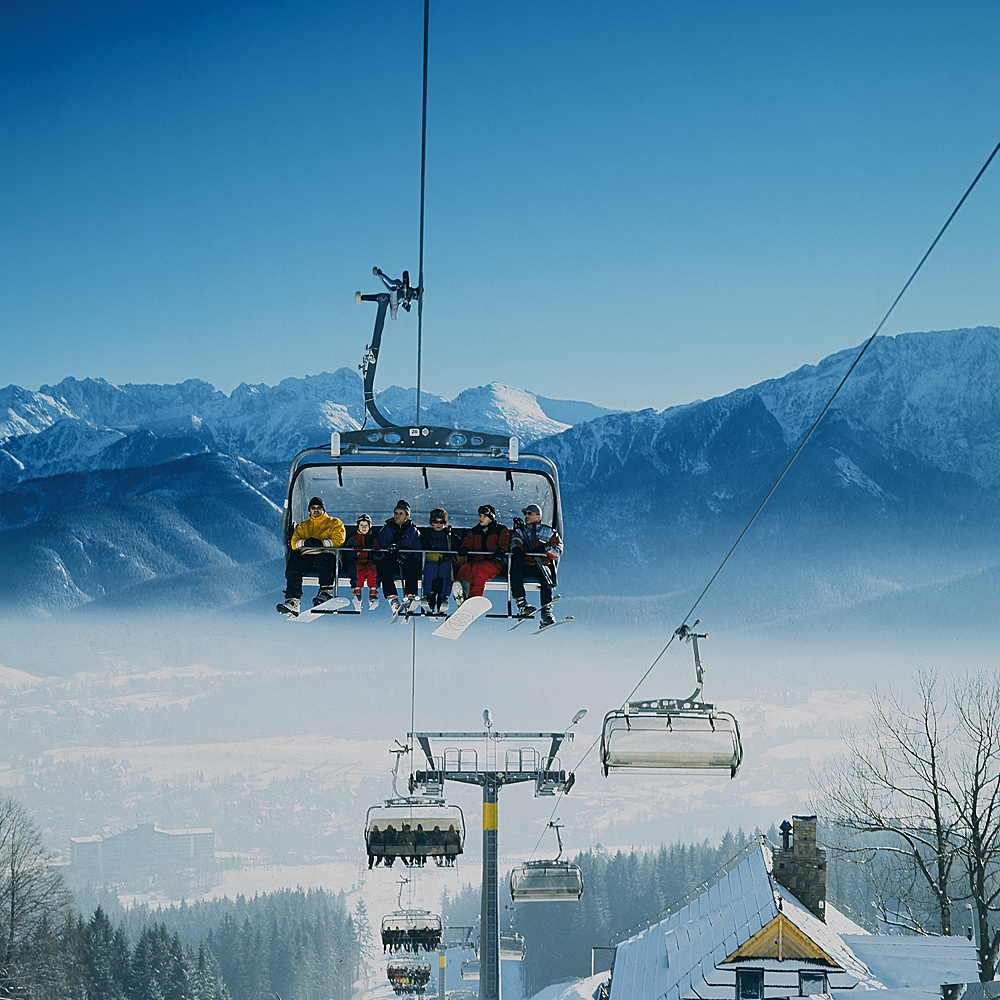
[3,326,999,623]
[0,372,587,484]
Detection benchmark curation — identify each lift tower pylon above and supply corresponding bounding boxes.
[409,726,576,1000]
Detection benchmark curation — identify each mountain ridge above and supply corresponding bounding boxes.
[2,326,999,621]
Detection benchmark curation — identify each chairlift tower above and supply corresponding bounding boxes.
[408,718,576,1000]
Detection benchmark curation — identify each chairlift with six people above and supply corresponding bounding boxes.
[365,745,466,865]
[282,267,564,617]
[600,623,744,778]
[386,956,432,995]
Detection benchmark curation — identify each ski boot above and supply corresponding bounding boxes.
[419,596,434,614]
[367,591,379,611]
[276,597,300,617]
[451,580,467,606]
[314,587,334,607]
[539,603,556,628]
[514,596,537,617]
[436,595,449,615]
[389,596,402,617]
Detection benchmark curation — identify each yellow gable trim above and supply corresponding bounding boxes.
[722,914,837,966]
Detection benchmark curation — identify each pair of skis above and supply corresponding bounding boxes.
[508,595,574,634]
[279,595,351,622]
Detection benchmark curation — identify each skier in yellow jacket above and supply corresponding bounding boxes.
[277,496,346,616]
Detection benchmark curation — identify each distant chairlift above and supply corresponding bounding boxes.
[386,957,432,995]
[510,821,584,903]
[499,931,526,962]
[600,623,744,778]
[381,879,443,954]
[366,746,466,865]
[460,957,480,982]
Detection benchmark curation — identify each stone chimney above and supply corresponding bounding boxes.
[771,814,827,921]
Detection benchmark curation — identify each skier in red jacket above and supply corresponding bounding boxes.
[452,504,510,605]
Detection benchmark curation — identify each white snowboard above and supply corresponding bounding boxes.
[288,596,351,622]
[432,596,492,639]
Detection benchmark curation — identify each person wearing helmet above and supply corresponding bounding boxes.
[344,513,381,610]
[418,507,461,614]
[452,504,510,605]
[277,496,346,616]
[377,500,421,615]
[510,503,562,627]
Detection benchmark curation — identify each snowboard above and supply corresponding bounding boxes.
[283,596,351,622]
[432,596,492,639]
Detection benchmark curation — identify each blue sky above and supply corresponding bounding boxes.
[2,0,998,411]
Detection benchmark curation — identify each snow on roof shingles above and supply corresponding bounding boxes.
[610,845,780,1000]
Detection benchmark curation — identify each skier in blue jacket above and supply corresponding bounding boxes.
[377,500,421,615]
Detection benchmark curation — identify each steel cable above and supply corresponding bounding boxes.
[531,137,1000,857]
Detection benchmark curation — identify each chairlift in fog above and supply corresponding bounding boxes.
[386,956,432,995]
[600,623,743,778]
[381,879,443,953]
[509,821,584,903]
[281,268,564,617]
[366,744,466,865]
[460,957,480,982]
[499,931,526,961]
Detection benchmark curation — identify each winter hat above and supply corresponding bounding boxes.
[521,503,542,516]
[357,513,372,527]
[308,497,326,510]
[394,499,411,514]
[429,507,448,524]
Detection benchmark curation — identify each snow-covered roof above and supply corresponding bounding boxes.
[840,935,979,992]
[528,972,611,1000]
[608,843,880,1000]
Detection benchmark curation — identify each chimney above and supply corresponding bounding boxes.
[772,815,827,922]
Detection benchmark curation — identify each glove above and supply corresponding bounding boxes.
[386,543,400,558]
[457,546,469,557]
[305,537,324,548]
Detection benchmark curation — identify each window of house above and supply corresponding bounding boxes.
[736,969,764,1000]
[798,971,827,995]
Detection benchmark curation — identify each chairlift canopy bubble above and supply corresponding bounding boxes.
[286,453,561,536]
[600,699,743,778]
[460,958,480,981]
[510,860,585,902]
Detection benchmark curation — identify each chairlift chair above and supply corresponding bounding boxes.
[281,268,564,617]
[600,624,744,778]
[366,745,466,863]
[509,821,584,903]
[381,910,443,954]
[386,956,432,995]
[499,931,526,961]
[460,958,480,982]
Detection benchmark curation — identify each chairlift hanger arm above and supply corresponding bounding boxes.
[356,268,421,430]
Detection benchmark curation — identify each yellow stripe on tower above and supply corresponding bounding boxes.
[439,954,447,968]
[483,803,497,830]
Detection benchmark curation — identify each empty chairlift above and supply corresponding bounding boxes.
[460,958,480,982]
[510,821,584,903]
[600,624,744,778]
[499,931,526,961]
